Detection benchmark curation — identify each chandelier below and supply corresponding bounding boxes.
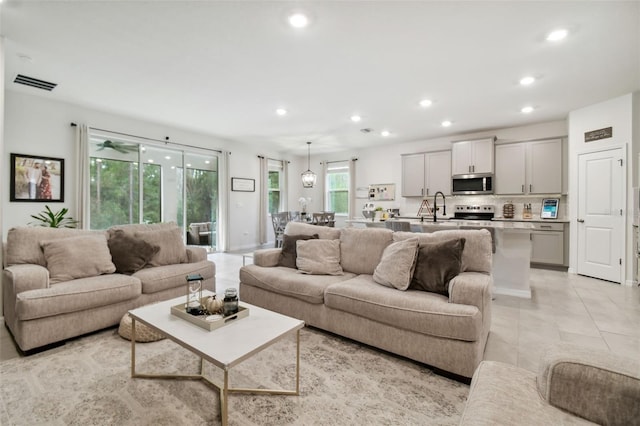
[301,141,317,188]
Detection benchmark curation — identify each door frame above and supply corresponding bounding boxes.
[571,145,627,283]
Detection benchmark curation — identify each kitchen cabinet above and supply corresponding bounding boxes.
[495,139,562,195]
[451,137,494,175]
[530,222,565,265]
[401,150,451,197]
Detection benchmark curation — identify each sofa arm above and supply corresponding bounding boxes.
[253,248,282,267]
[3,264,50,294]
[449,272,491,309]
[537,343,640,425]
[186,246,207,263]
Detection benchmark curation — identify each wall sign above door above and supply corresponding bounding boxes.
[584,127,613,142]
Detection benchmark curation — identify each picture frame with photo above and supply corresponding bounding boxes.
[10,153,65,202]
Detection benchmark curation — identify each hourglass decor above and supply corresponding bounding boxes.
[185,273,204,315]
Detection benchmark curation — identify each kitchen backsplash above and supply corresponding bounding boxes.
[380,194,568,220]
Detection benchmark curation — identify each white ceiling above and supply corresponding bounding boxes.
[2,1,639,155]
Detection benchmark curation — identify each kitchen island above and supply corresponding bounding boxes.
[346,218,537,298]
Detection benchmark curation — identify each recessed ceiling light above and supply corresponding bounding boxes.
[521,106,534,113]
[547,29,568,42]
[350,115,362,122]
[186,163,192,167]
[148,159,154,163]
[288,13,309,28]
[381,130,391,137]
[520,76,535,86]
[276,108,287,116]
[419,99,433,108]
[441,120,452,127]
[164,155,171,160]
[205,160,210,164]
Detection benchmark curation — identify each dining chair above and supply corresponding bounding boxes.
[289,210,301,222]
[271,212,289,248]
[312,212,326,226]
[324,211,336,227]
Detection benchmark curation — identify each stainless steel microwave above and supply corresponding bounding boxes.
[452,173,493,195]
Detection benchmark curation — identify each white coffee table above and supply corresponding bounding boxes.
[128,291,304,426]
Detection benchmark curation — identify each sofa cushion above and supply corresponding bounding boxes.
[15,274,141,320]
[239,264,356,304]
[373,238,419,290]
[285,222,341,240]
[134,227,188,267]
[324,275,482,341]
[41,234,116,284]
[394,229,492,273]
[278,233,319,269]
[6,227,101,267]
[460,361,593,425]
[296,239,343,275]
[410,238,465,296]
[339,227,393,275]
[133,260,215,295]
[108,229,160,274]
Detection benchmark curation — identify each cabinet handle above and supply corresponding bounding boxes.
[577,219,585,223]
[521,184,524,193]
[472,165,475,173]
[421,188,424,196]
[540,225,552,229]
[529,184,532,192]
[426,188,429,196]
[468,165,471,173]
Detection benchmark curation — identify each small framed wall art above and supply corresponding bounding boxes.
[231,177,255,192]
[10,153,65,202]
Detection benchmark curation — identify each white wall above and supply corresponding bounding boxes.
[568,93,636,285]
[2,91,297,252]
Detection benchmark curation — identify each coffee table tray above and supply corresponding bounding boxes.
[171,303,249,331]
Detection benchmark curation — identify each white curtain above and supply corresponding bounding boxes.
[218,150,231,252]
[258,156,268,244]
[349,158,357,220]
[321,160,329,211]
[75,124,90,229]
[282,160,289,211]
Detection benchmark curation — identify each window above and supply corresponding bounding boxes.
[268,159,283,214]
[326,161,349,214]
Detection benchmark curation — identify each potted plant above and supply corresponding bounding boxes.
[29,205,78,228]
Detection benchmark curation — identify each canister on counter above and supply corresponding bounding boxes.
[503,202,514,219]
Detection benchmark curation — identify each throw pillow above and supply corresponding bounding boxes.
[410,238,466,296]
[134,227,188,267]
[278,233,319,269]
[108,229,160,274]
[373,238,419,290]
[41,234,116,284]
[296,239,343,275]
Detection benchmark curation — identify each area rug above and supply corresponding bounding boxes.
[0,327,468,425]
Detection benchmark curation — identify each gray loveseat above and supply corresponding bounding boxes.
[239,222,492,379]
[3,222,215,352]
[460,343,640,425]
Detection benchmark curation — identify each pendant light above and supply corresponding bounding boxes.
[301,141,317,188]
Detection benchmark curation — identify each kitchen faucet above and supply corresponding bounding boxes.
[433,191,446,222]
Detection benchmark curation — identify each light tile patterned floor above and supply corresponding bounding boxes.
[2,252,639,372]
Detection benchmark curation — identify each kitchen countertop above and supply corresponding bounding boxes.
[347,218,540,230]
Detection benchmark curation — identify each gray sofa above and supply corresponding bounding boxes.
[239,222,492,379]
[3,222,215,352]
[460,343,640,425]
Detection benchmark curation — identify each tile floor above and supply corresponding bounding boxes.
[2,252,639,374]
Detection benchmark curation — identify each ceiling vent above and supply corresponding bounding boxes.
[13,74,57,91]
[360,128,374,133]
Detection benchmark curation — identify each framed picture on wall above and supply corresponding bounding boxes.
[10,153,65,202]
[231,177,255,192]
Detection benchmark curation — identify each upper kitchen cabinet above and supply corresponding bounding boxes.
[495,139,562,195]
[402,150,451,197]
[451,137,495,175]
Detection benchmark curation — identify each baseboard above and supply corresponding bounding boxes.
[493,287,532,299]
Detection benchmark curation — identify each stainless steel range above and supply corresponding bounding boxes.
[451,205,495,221]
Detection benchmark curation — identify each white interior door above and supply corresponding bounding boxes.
[577,148,624,283]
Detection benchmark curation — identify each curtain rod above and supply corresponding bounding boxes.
[70,122,223,154]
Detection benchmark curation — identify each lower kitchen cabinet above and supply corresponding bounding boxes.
[530,222,566,266]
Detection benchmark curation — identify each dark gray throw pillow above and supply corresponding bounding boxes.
[108,229,160,274]
[410,238,466,296]
[278,233,319,269]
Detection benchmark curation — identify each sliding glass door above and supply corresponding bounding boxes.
[88,132,219,251]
